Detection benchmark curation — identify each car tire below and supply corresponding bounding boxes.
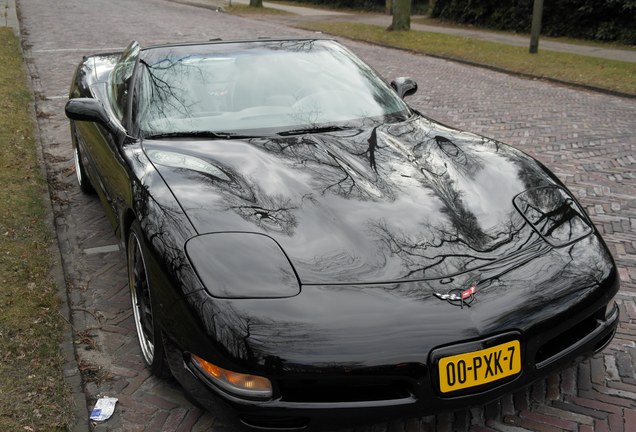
[71,121,95,194]
[127,221,170,377]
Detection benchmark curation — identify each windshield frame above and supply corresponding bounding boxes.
[133,39,412,139]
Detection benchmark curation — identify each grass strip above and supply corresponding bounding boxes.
[0,27,74,431]
[410,17,636,52]
[301,21,636,95]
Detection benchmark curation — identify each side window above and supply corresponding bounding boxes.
[109,41,140,124]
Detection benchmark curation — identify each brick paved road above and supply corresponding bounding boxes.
[16,0,636,430]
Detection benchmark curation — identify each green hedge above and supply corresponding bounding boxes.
[431,0,636,44]
[283,0,430,14]
[305,0,385,10]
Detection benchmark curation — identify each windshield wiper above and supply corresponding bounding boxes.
[277,125,354,136]
[143,131,259,140]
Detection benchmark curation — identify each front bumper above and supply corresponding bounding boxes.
[164,301,619,430]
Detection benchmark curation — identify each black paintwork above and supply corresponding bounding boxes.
[66,39,619,430]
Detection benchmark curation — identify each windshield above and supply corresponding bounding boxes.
[136,39,411,137]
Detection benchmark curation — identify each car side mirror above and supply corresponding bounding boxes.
[391,77,418,99]
[65,98,111,126]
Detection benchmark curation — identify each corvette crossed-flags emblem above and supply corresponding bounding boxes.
[434,284,477,308]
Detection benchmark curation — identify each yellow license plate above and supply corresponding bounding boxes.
[438,340,521,393]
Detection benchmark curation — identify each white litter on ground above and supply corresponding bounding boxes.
[89,396,118,422]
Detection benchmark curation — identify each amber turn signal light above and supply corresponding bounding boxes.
[191,354,272,400]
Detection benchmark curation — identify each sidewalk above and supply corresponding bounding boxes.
[178,0,636,63]
[3,0,20,36]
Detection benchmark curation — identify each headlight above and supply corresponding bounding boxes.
[186,232,300,298]
[145,149,231,181]
[191,354,272,400]
[513,186,592,247]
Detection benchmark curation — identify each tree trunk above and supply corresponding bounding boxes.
[388,0,411,31]
[385,0,393,15]
[250,0,263,7]
[429,0,437,18]
[529,0,544,53]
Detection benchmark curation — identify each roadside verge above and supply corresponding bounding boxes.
[2,1,88,431]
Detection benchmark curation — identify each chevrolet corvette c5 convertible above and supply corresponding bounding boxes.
[64,38,619,430]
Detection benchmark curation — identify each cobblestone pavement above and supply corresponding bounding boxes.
[16,0,636,430]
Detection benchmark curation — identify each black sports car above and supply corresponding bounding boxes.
[65,38,619,430]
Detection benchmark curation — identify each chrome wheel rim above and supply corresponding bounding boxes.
[128,232,155,365]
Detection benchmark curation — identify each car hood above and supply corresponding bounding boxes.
[143,115,557,285]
